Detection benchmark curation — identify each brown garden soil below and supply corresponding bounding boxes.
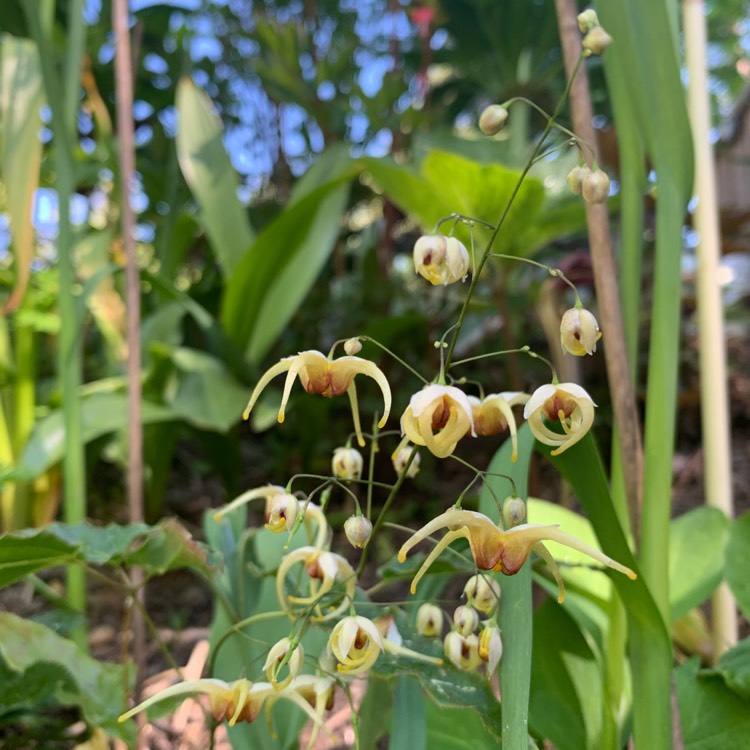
[2,332,749,749]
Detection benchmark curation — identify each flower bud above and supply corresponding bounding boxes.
[392,444,421,478]
[560,307,602,356]
[332,446,364,480]
[502,496,527,528]
[416,603,444,637]
[582,169,610,204]
[443,631,482,671]
[478,625,503,675]
[265,492,299,533]
[577,9,599,33]
[263,637,304,689]
[463,575,501,614]
[453,605,479,637]
[583,25,613,56]
[344,514,373,549]
[344,338,362,355]
[413,235,470,286]
[479,104,509,136]
[566,164,589,196]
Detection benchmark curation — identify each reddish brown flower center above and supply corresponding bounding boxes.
[431,398,451,430]
[542,391,576,422]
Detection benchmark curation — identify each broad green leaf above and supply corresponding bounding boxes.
[479,425,535,748]
[530,600,602,750]
[725,511,750,620]
[358,675,393,750]
[708,637,750,700]
[0,34,44,310]
[548,434,673,750]
[669,507,729,621]
[676,657,750,750]
[0,531,77,588]
[424,698,502,749]
[175,78,255,276]
[390,675,426,750]
[19,392,177,477]
[221,179,350,363]
[0,612,131,741]
[165,347,248,432]
[126,518,209,575]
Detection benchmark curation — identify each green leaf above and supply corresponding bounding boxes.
[358,675,393,750]
[707,637,750,700]
[726,511,750,620]
[19,392,177,477]
[0,612,131,741]
[676,657,750,750]
[221,179,350,363]
[529,600,602,750]
[424,698,502,750]
[669,507,729,621]
[0,531,78,588]
[165,347,248,432]
[390,675,426,750]
[175,77,255,276]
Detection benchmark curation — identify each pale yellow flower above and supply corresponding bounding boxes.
[413,235,470,286]
[415,603,444,637]
[478,624,503,676]
[243,350,391,447]
[453,605,479,637]
[328,615,384,675]
[397,507,636,601]
[523,382,596,455]
[391,442,421,477]
[332,447,364,480]
[444,631,482,671]
[343,514,373,549]
[560,308,602,356]
[263,638,304,689]
[468,391,529,461]
[463,574,501,614]
[401,384,475,458]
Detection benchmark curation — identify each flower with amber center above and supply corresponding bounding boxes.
[243,350,391,447]
[468,391,529,461]
[413,235,470,286]
[397,507,636,601]
[478,624,503,676]
[444,631,482,671]
[276,547,356,622]
[453,605,479,637]
[523,382,596,455]
[464,574,501,614]
[560,308,602,356]
[328,615,384,675]
[401,384,475,459]
[415,603,444,637]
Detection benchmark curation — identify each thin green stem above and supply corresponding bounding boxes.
[366,415,378,519]
[357,336,429,384]
[489,253,582,301]
[444,54,584,370]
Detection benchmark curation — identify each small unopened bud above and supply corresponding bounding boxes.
[560,307,602,356]
[344,514,373,549]
[414,235,470,286]
[566,164,589,196]
[415,603,444,637]
[392,444,421,478]
[583,25,613,56]
[453,605,479,637]
[332,447,364,480]
[577,9,599,33]
[344,338,362,355]
[444,631,482,671]
[502,496,527,528]
[463,575,501,614]
[265,492,299,533]
[479,104,509,136]
[478,625,503,675]
[582,169,610,204]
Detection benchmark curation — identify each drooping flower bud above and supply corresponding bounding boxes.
[344,514,373,549]
[502,496,527,528]
[443,631,482,671]
[413,235,470,286]
[577,9,600,33]
[265,492,300,533]
[478,624,503,676]
[332,447,364,480]
[453,605,479,637]
[479,104,509,136]
[415,603,444,637]
[344,338,362,355]
[392,443,421,478]
[583,25,613,56]
[263,637,305,689]
[582,169,610,204]
[566,164,589,196]
[560,307,602,356]
[463,575,501,614]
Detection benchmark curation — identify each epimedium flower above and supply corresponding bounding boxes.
[263,638,304,689]
[328,615,384,675]
[413,235,470,286]
[415,603,444,637]
[392,442,421,478]
[560,308,602,356]
[453,605,479,637]
[463,574,501,614]
[332,446,364,480]
[397,507,636,601]
[278,675,336,750]
[276,546,357,622]
[468,391,529,462]
[444,631,482,671]
[117,678,330,734]
[242,350,391,447]
[343,514,373,549]
[478,623,503,676]
[401,384,476,459]
[523,382,596,455]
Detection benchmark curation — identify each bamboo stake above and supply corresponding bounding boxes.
[682,0,737,657]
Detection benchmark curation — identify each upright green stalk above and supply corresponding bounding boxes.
[21,0,87,644]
